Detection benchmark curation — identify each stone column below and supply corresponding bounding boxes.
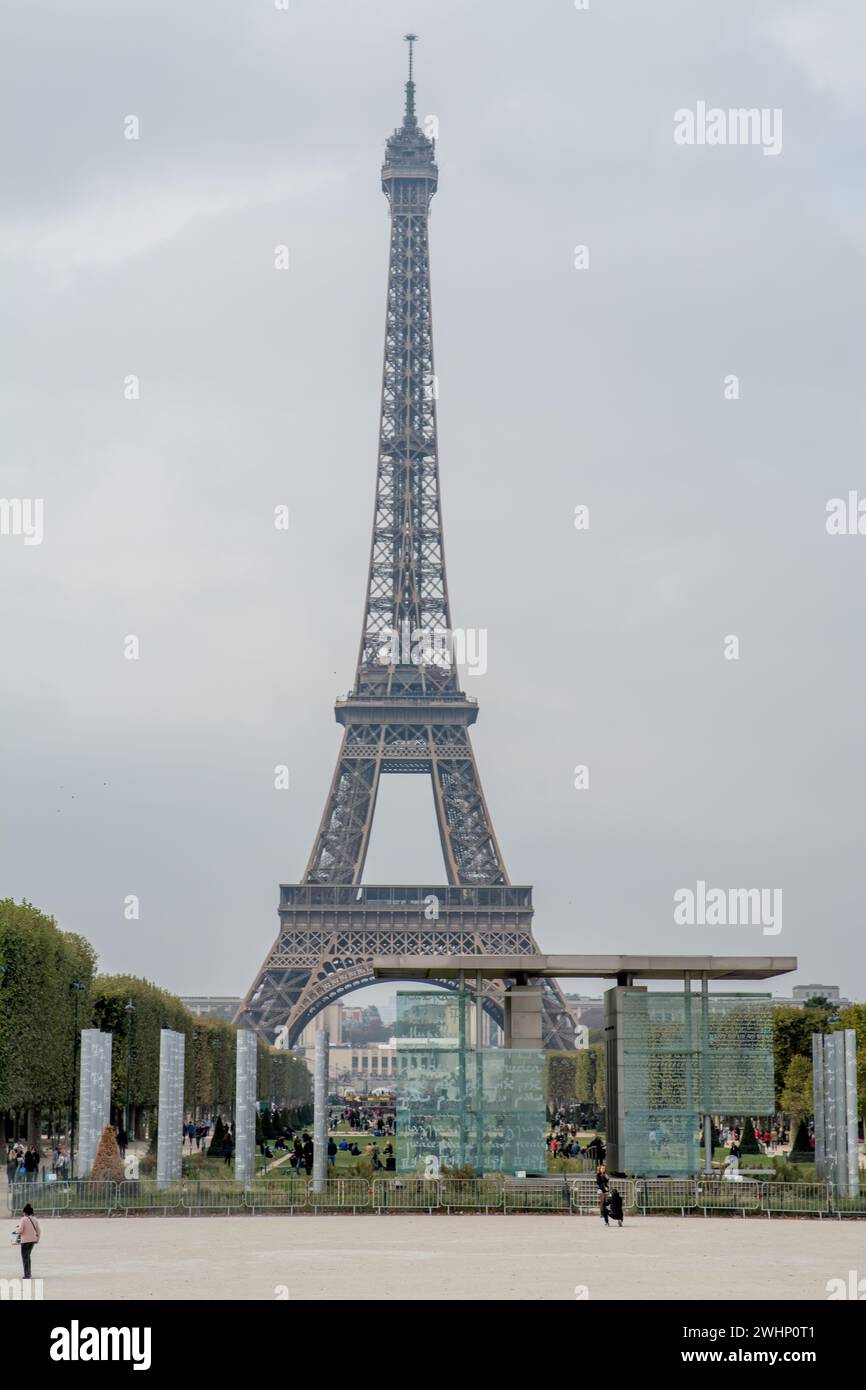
[234,1030,257,1187]
[156,1029,185,1187]
[502,985,543,1050]
[77,1030,112,1178]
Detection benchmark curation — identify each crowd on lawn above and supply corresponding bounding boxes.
[257,1123,397,1174]
[333,1106,395,1137]
[546,1121,606,1161]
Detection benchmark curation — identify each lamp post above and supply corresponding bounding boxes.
[124,999,135,1140]
[69,980,85,1179]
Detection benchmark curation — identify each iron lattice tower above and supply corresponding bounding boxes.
[237,40,576,1050]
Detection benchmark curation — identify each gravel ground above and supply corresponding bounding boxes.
[4,1214,861,1300]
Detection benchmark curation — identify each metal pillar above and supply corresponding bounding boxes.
[156,1029,185,1188]
[77,1029,112,1178]
[701,975,713,1173]
[844,1029,860,1198]
[457,972,467,1168]
[234,1030,257,1187]
[824,1033,838,1194]
[474,974,484,1172]
[683,973,695,1169]
[832,1033,847,1193]
[812,1032,825,1181]
[311,1028,329,1192]
[815,1029,860,1200]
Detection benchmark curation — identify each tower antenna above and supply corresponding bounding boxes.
[404,32,417,81]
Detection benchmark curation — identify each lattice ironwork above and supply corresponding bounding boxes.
[237,43,576,1052]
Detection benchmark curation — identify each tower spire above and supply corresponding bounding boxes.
[403,32,418,125]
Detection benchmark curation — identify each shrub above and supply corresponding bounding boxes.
[208,1116,225,1157]
[789,1119,812,1163]
[739,1118,761,1155]
[90,1124,125,1182]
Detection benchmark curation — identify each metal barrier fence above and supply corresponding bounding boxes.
[696,1179,763,1215]
[5,1177,864,1217]
[763,1182,830,1216]
[243,1177,312,1212]
[570,1177,638,1213]
[504,1179,571,1211]
[439,1178,508,1211]
[373,1179,438,1212]
[309,1179,371,1212]
[638,1180,699,1214]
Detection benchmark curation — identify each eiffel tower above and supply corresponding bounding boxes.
[236,37,575,1051]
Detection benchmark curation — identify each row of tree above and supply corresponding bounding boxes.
[0,899,311,1139]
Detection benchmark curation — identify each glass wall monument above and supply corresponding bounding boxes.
[605,987,775,1175]
[394,989,546,1174]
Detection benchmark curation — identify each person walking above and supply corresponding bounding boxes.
[15,1203,40,1280]
[222,1131,234,1167]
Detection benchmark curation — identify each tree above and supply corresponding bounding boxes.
[208,1115,225,1157]
[780,1055,812,1123]
[834,1005,866,1131]
[90,974,193,1128]
[90,1124,125,1182]
[0,899,97,1130]
[740,1117,761,1154]
[772,1006,829,1109]
[789,1119,812,1162]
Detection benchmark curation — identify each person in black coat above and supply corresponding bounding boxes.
[607,1188,624,1227]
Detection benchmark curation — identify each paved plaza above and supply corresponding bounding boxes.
[5,1215,861,1301]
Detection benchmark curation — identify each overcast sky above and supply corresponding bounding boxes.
[2,0,865,1006]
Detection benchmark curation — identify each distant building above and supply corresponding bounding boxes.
[772,984,849,1009]
[297,1003,344,1049]
[792,984,842,1003]
[181,996,241,1022]
[565,994,604,1034]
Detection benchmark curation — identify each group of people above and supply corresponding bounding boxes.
[183,1121,212,1150]
[546,1124,606,1162]
[331,1136,396,1171]
[334,1106,394,1137]
[5,1139,71,1185]
[719,1123,793,1154]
